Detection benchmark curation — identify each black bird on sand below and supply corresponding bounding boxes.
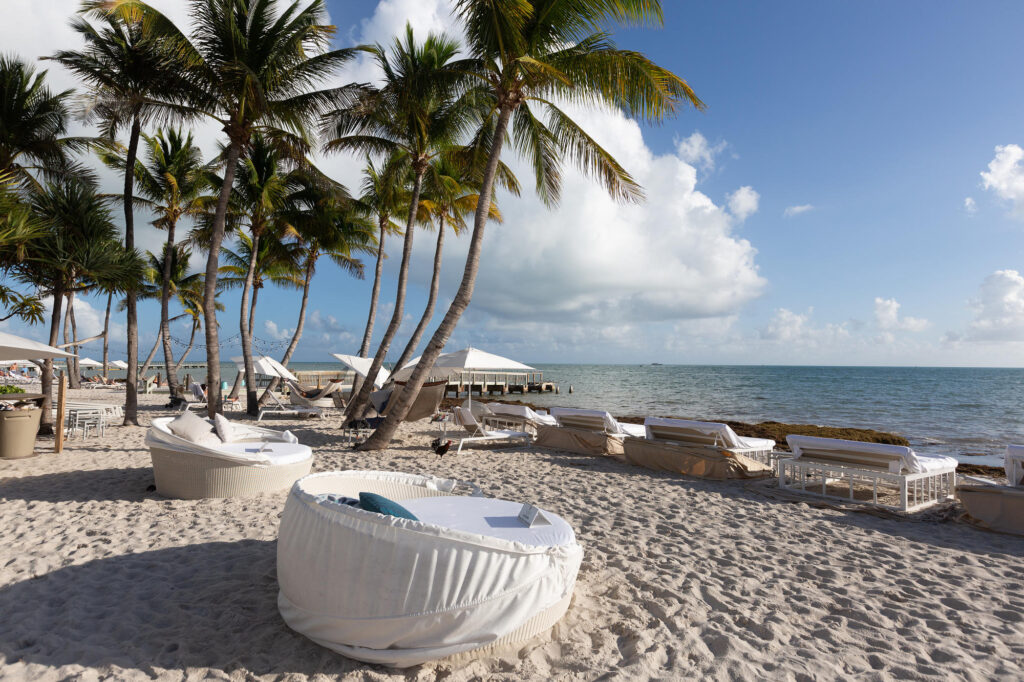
[432,439,453,457]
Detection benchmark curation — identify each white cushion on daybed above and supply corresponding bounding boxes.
[166,410,220,445]
[400,496,576,547]
[643,417,775,450]
[787,435,957,474]
[146,417,309,466]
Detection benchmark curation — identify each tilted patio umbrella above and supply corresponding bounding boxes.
[0,330,74,362]
[330,353,391,389]
[231,355,299,383]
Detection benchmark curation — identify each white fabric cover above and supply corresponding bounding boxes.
[166,411,220,446]
[490,403,558,426]
[643,417,775,450]
[787,435,957,474]
[146,417,306,466]
[549,407,643,437]
[1006,445,1024,486]
[401,497,576,547]
[330,353,390,388]
[277,471,582,667]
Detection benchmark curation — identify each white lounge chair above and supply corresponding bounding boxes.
[257,391,323,422]
[486,403,558,432]
[452,406,531,454]
[276,470,583,667]
[146,415,313,499]
[533,407,645,456]
[621,417,774,480]
[779,435,957,512]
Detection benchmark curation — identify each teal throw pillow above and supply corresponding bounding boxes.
[359,492,419,521]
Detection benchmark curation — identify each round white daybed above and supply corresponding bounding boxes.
[146,416,313,499]
[276,471,583,667]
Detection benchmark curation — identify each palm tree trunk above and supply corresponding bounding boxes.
[63,292,80,389]
[68,292,81,388]
[360,107,513,450]
[393,217,444,372]
[238,231,260,416]
[139,328,163,379]
[345,170,425,422]
[260,254,314,406]
[102,292,111,379]
[174,319,198,372]
[203,140,243,416]
[351,218,387,405]
[159,221,180,397]
[123,116,141,425]
[39,280,65,434]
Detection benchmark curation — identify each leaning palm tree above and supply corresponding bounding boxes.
[13,179,142,432]
[135,244,201,379]
[324,25,475,422]
[391,154,510,373]
[101,0,366,416]
[100,127,215,396]
[50,1,190,425]
[259,189,376,403]
[359,0,704,449]
[0,55,87,188]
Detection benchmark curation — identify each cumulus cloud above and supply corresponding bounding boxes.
[873,297,929,333]
[674,132,727,173]
[980,144,1024,221]
[957,270,1024,342]
[758,308,849,346]
[964,197,977,214]
[727,186,760,223]
[783,204,814,217]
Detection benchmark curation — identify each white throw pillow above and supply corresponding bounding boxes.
[213,413,236,443]
[167,410,219,445]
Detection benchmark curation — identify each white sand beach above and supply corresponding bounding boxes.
[1,391,1023,681]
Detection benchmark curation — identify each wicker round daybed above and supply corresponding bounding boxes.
[276,470,583,667]
[146,416,313,499]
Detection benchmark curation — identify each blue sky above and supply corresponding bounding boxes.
[4,0,1024,366]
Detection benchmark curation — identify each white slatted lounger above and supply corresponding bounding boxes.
[258,391,323,421]
[453,407,531,454]
[779,435,957,512]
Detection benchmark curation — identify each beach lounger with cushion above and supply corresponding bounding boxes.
[276,470,582,667]
[621,417,774,480]
[485,403,558,432]
[533,407,645,456]
[146,414,312,499]
[452,406,531,453]
[258,391,323,421]
[779,435,958,512]
[955,444,1024,535]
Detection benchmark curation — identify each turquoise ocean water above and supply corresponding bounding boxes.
[119,362,1022,467]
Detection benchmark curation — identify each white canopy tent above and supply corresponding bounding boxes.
[330,353,390,388]
[0,330,74,362]
[231,355,299,382]
[392,347,535,381]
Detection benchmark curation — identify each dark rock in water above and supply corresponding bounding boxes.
[146,484,156,492]
[960,452,987,457]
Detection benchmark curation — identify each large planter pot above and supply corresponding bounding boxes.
[0,407,42,459]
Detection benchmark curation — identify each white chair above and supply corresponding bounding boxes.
[779,435,957,512]
[258,391,323,422]
[452,406,531,454]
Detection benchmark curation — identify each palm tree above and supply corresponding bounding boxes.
[0,55,87,188]
[359,0,704,449]
[173,273,222,372]
[13,179,142,432]
[101,127,214,397]
[103,0,365,416]
[391,154,510,373]
[0,173,46,323]
[136,244,201,379]
[324,25,474,422]
[51,1,194,424]
[259,189,376,403]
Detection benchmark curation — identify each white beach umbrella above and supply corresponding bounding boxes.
[78,357,103,368]
[232,355,298,382]
[0,330,74,362]
[330,353,390,388]
[111,360,129,370]
[394,347,535,380]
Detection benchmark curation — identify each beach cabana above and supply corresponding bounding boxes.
[276,470,583,667]
[779,435,957,512]
[533,407,645,456]
[145,414,313,499]
[622,417,774,479]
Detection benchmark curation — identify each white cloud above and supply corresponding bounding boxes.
[674,132,726,173]
[783,204,814,217]
[727,186,760,222]
[758,308,849,346]
[964,196,977,214]
[873,297,929,333]
[957,269,1024,342]
[980,144,1024,221]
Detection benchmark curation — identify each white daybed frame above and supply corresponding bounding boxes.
[452,406,531,454]
[778,435,957,512]
[258,390,323,421]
